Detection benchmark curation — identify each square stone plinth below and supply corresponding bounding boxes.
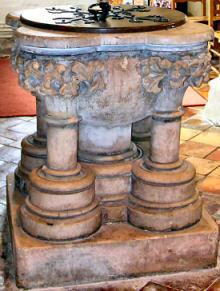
[7,174,219,290]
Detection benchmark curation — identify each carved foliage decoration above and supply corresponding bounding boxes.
[16,55,106,98]
[16,48,211,101]
[142,51,211,95]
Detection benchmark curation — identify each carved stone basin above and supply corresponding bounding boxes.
[14,21,212,207]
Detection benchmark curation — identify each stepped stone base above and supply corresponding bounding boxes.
[7,174,219,290]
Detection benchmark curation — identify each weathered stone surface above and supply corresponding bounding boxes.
[15,47,211,127]
[19,113,101,241]
[140,281,176,291]
[7,174,219,289]
[129,110,203,232]
[15,22,213,48]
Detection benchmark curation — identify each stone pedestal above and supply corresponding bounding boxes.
[20,95,101,240]
[5,18,219,290]
[128,110,202,231]
[7,174,219,289]
[79,123,142,222]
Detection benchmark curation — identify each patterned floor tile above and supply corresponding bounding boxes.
[206,149,220,161]
[195,174,205,183]
[0,118,23,129]
[0,203,6,217]
[29,117,37,124]
[205,127,220,133]
[17,116,35,121]
[0,129,27,141]
[203,196,220,217]
[9,121,36,135]
[197,176,220,195]
[180,128,201,141]
[182,116,211,131]
[186,157,220,176]
[184,107,203,117]
[0,181,6,189]
[180,154,188,160]
[0,187,6,203]
[209,167,220,178]
[0,136,14,146]
[191,129,220,147]
[206,277,220,290]
[9,140,21,149]
[180,141,216,158]
[0,162,17,180]
[0,146,20,164]
[182,108,196,120]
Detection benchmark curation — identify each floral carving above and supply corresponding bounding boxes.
[16,55,106,98]
[142,51,211,95]
[15,48,211,104]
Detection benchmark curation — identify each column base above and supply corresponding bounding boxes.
[7,174,219,290]
[80,143,143,223]
[128,159,202,231]
[15,133,46,195]
[19,165,101,241]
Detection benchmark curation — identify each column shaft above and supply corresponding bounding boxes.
[150,111,182,165]
[46,117,78,171]
[36,95,47,139]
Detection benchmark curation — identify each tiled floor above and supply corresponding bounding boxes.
[0,116,36,290]
[1,109,220,290]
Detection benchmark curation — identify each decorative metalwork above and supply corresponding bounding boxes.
[46,5,169,25]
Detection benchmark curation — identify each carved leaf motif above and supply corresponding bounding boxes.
[72,60,106,95]
[160,59,172,70]
[142,50,211,94]
[143,74,164,94]
[142,58,165,94]
[90,72,105,92]
[170,78,186,89]
[17,57,106,98]
[72,61,88,81]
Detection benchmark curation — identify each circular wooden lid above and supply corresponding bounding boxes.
[20,5,186,33]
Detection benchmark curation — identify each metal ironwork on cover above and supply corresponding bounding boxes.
[20,2,187,33]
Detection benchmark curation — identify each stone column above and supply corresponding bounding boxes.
[15,94,47,194]
[128,45,211,231]
[16,54,101,241]
[79,123,140,202]
[79,123,142,223]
